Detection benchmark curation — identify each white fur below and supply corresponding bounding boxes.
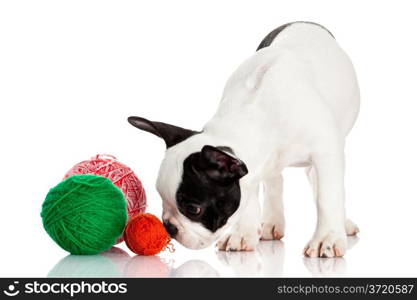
[157,23,360,256]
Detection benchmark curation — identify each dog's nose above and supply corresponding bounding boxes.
[163,220,178,237]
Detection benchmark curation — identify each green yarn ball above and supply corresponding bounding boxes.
[41,175,127,255]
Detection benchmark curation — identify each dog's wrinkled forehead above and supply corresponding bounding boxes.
[175,146,248,232]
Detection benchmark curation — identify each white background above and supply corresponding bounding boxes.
[1,0,417,277]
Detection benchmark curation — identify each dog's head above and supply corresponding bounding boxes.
[128,116,248,249]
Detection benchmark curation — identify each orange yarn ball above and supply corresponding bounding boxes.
[124,213,171,256]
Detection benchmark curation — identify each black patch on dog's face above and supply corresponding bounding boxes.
[176,145,248,232]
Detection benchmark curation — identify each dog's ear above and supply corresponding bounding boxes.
[199,145,248,183]
[128,116,198,148]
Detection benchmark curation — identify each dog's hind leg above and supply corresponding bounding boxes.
[305,166,359,237]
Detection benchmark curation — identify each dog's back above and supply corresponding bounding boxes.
[256,21,334,51]
[206,22,360,139]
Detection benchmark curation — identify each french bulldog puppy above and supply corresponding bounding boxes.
[129,21,360,257]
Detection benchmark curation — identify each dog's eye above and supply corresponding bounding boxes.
[186,204,201,216]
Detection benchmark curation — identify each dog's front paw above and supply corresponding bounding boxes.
[260,222,285,240]
[345,219,360,236]
[304,231,347,258]
[216,228,260,251]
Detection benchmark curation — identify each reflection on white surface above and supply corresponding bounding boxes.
[303,257,346,277]
[217,241,285,277]
[124,255,172,277]
[48,238,359,278]
[49,247,172,278]
[171,260,220,277]
[48,247,131,278]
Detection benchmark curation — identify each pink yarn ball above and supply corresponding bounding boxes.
[64,154,147,242]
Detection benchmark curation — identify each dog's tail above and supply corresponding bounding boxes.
[256,21,334,52]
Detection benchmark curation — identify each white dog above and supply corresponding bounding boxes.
[128,21,360,257]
